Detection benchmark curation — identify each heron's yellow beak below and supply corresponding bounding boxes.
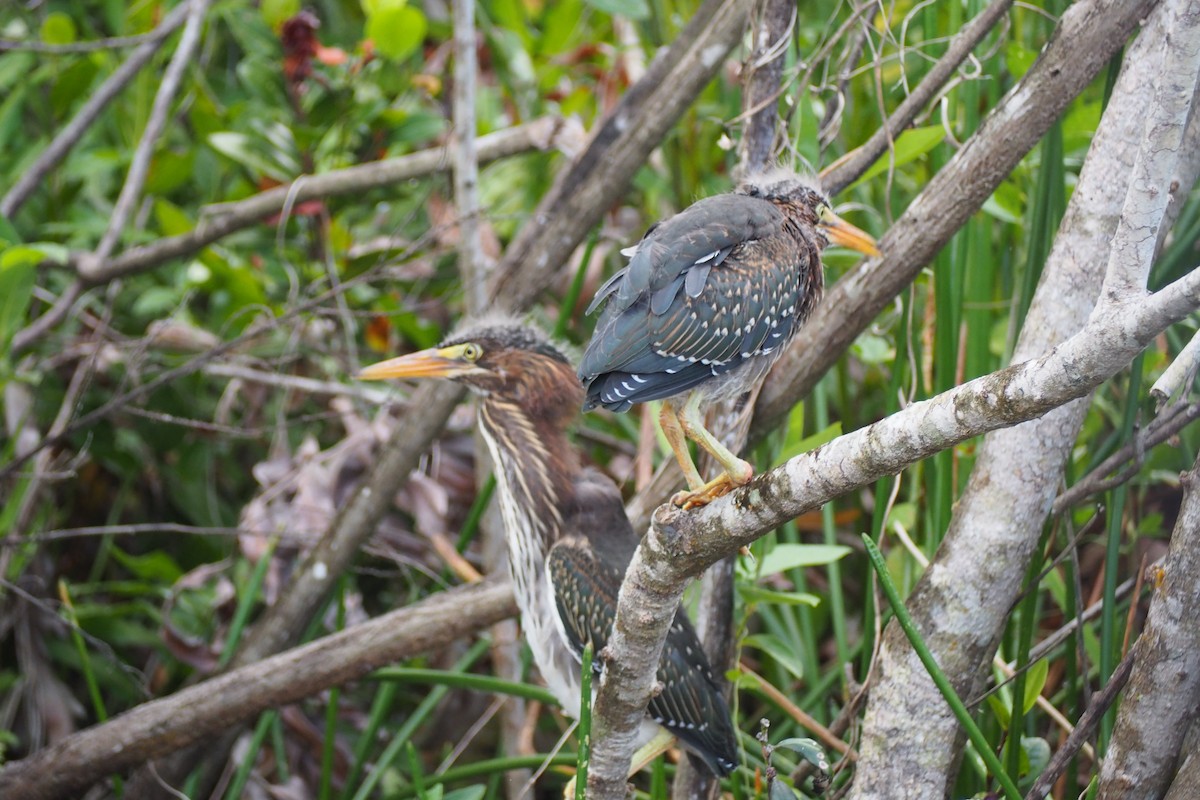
[358,344,475,381]
[819,209,880,257]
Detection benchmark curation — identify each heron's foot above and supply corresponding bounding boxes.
[671,461,753,510]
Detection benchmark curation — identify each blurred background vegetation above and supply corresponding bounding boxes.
[1,0,1198,798]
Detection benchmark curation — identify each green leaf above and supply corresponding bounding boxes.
[261,0,301,30]
[366,1,427,62]
[736,584,820,607]
[1021,736,1050,779]
[850,126,946,189]
[132,287,183,319]
[442,787,486,800]
[1022,658,1049,715]
[110,548,184,584]
[752,543,851,578]
[742,633,806,682]
[208,132,294,182]
[0,253,36,356]
[40,12,77,45]
[774,738,830,772]
[583,0,651,19]
[154,199,194,237]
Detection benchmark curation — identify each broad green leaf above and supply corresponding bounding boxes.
[40,12,77,45]
[986,692,1010,728]
[110,548,184,584]
[850,126,945,189]
[751,543,851,578]
[366,0,427,62]
[1021,736,1051,779]
[132,287,183,319]
[1022,658,1049,714]
[0,253,36,355]
[774,738,830,772]
[741,633,806,682]
[583,0,651,20]
[154,199,194,237]
[737,584,820,607]
[443,786,486,800]
[208,132,293,182]
[853,332,893,365]
[768,779,799,800]
[261,0,301,29]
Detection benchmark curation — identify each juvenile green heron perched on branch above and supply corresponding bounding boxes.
[359,320,738,778]
[579,170,879,507]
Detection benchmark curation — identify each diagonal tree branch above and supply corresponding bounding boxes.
[587,266,1200,797]
[851,0,1199,792]
[489,0,754,311]
[0,580,517,800]
[0,3,190,219]
[750,0,1160,442]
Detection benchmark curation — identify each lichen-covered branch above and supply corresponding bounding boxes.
[586,263,1200,798]
[849,0,1195,792]
[751,0,1160,441]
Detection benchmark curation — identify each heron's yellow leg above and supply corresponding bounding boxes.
[669,394,753,508]
[659,400,705,490]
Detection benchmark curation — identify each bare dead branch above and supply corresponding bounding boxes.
[850,0,1193,790]
[0,580,517,800]
[489,0,754,310]
[73,117,568,286]
[819,0,1016,195]
[0,3,190,219]
[1024,642,1138,800]
[1052,401,1200,516]
[452,0,488,316]
[751,0,1160,442]
[96,0,210,259]
[1097,465,1200,794]
[587,262,1200,798]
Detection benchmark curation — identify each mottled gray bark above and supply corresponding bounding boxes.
[1098,470,1200,795]
[750,0,1160,441]
[850,0,1198,794]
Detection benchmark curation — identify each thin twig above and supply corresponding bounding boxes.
[453,0,487,315]
[0,3,190,219]
[96,0,209,258]
[1023,643,1139,800]
[0,581,518,800]
[1052,401,1200,515]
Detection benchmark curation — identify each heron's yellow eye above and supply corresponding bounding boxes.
[462,343,482,362]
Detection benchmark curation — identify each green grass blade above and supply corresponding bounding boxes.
[576,641,593,800]
[862,534,1022,800]
[370,667,558,705]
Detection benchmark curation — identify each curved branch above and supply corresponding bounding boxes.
[0,4,190,219]
[0,580,517,800]
[751,0,1160,441]
[587,265,1200,798]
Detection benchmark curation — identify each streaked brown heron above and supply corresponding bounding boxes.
[359,319,738,777]
[579,170,879,507]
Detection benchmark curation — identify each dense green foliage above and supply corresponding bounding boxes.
[1,1,1198,798]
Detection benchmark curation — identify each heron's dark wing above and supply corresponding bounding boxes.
[579,194,813,413]
[545,470,739,776]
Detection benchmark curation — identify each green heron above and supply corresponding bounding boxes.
[579,170,879,507]
[359,320,738,777]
